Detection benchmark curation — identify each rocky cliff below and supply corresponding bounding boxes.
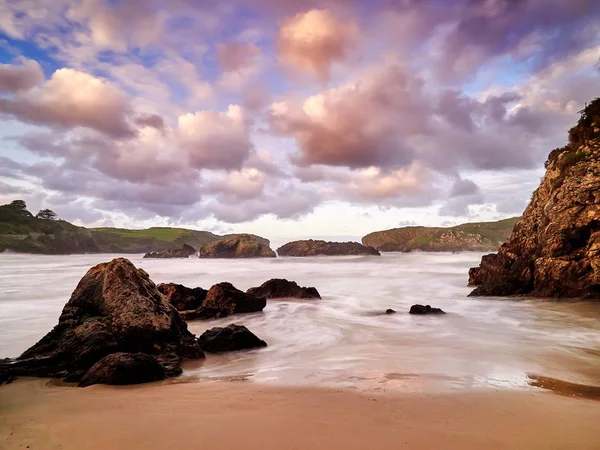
[144,244,197,259]
[277,240,380,256]
[469,98,600,299]
[362,217,519,252]
[198,234,276,258]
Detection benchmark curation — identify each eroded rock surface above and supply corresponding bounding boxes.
[198,234,276,258]
[78,352,165,387]
[469,98,600,299]
[203,282,267,314]
[277,240,380,257]
[198,324,267,353]
[157,283,207,311]
[143,244,197,259]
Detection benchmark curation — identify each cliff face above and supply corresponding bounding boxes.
[362,218,519,252]
[469,98,600,299]
[277,240,380,256]
[198,234,276,258]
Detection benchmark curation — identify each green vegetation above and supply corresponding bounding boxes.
[362,217,521,252]
[559,150,587,169]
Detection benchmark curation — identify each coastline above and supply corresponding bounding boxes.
[1,378,599,450]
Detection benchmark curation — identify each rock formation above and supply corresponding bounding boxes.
[157,283,207,311]
[143,244,197,259]
[469,98,600,299]
[78,353,166,387]
[277,240,380,257]
[198,234,276,258]
[409,304,446,315]
[0,258,204,385]
[247,278,321,299]
[362,217,519,252]
[198,324,267,353]
[203,282,267,314]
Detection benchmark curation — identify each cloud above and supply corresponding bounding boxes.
[0,67,136,138]
[439,178,485,217]
[276,8,358,81]
[178,105,252,170]
[0,58,44,93]
[216,42,263,91]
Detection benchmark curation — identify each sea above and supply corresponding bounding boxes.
[1,252,599,393]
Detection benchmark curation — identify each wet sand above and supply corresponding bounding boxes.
[1,379,599,450]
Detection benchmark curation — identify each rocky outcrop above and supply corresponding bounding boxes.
[247,278,321,299]
[362,217,520,252]
[180,307,231,321]
[409,304,446,315]
[198,234,276,258]
[78,353,165,387]
[203,282,267,314]
[277,240,380,257]
[143,244,196,259]
[469,98,600,299]
[198,324,267,353]
[0,258,204,384]
[157,283,207,311]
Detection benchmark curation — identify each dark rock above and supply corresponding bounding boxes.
[198,324,267,353]
[157,283,207,311]
[468,98,600,299]
[409,304,446,315]
[247,278,321,299]
[78,352,165,387]
[198,234,276,258]
[385,309,396,314]
[143,244,196,259]
[276,240,380,257]
[180,307,231,321]
[203,282,266,314]
[1,258,204,384]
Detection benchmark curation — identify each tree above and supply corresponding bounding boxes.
[9,200,27,211]
[36,209,58,220]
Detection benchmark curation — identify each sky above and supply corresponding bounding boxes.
[0,0,599,243]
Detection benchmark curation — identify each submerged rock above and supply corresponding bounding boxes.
[468,98,600,299]
[198,234,276,258]
[385,309,396,314]
[409,304,446,315]
[198,324,267,353]
[78,352,165,387]
[203,282,266,314]
[143,244,196,259]
[157,283,207,311]
[0,258,203,384]
[247,278,321,299]
[277,240,380,257]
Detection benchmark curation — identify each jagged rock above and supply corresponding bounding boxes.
[247,278,321,299]
[157,283,207,311]
[198,324,267,353]
[198,234,276,258]
[203,282,266,314]
[277,240,380,257]
[409,304,446,315]
[469,98,600,299]
[180,307,231,321]
[78,353,166,387]
[0,258,204,384]
[143,244,196,259]
[385,309,396,314]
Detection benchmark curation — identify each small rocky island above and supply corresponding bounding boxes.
[277,240,380,257]
[469,98,600,299]
[247,278,321,299]
[144,244,197,258]
[198,234,276,258]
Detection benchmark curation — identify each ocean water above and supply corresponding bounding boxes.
[1,252,599,393]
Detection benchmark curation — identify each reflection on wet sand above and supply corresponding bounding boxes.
[527,374,600,400]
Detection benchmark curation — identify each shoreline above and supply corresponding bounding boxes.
[1,378,599,450]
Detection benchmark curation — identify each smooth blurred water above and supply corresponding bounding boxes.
[1,252,599,392]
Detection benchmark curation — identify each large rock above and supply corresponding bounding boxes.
[468,98,600,299]
[247,278,321,299]
[78,353,165,387]
[198,324,267,353]
[277,240,380,257]
[203,282,266,314]
[0,258,204,383]
[198,234,276,258]
[157,283,207,311]
[144,244,197,259]
[180,307,231,321]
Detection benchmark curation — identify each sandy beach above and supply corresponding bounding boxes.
[1,379,599,450]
